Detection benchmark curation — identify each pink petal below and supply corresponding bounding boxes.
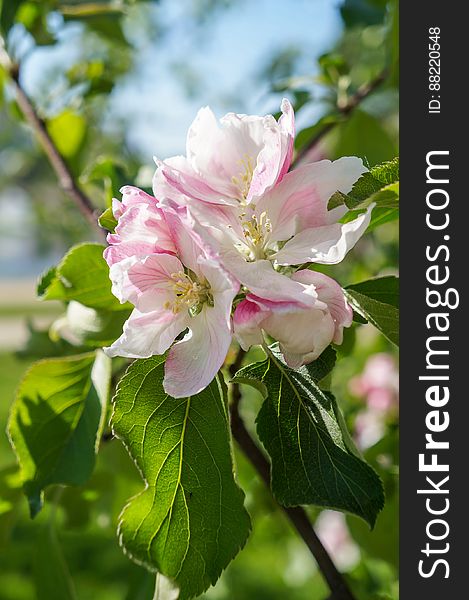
[163,252,238,398]
[255,157,367,242]
[104,240,162,268]
[106,202,176,266]
[111,185,155,219]
[233,299,266,350]
[197,254,239,302]
[160,155,235,205]
[125,253,184,311]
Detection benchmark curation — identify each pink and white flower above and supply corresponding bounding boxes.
[233,270,353,368]
[103,190,238,398]
[103,100,374,390]
[155,98,295,207]
[154,101,372,300]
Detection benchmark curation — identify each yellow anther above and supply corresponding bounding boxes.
[231,154,255,200]
[238,209,273,260]
[166,272,213,315]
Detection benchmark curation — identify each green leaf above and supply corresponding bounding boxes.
[8,351,111,517]
[46,110,86,159]
[0,0,21,35]
[16,1,55,46]
[340,0,387,27]
[366,206,399,231]
[368,182,399,208]
[329,110,397,167]
[329,158,399,210]
[62,10,129,46]
[37,266,58,298]
[344,277,399,345]
[98,206,117,231]
[38,243,127,311]
[112,357,251,600]
[34,523,77,600]
[234,346,384,527]
[370,157,399,185]
[0,466,23,548]
[295,113,343,153]
[81,155,128,207]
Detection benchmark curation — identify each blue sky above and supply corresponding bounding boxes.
[1,0,343,277]
[24,0,343,160]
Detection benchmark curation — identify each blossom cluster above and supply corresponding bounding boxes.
[104,100,372,397]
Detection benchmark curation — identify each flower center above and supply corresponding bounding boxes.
[237,211,273,261]
[165,271,213,316]
[231,154,255,200]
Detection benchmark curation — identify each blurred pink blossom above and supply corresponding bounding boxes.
[315,510,360,570]
[350,353,399,449]
[350,353,399,413]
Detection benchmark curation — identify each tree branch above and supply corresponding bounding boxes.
[291,70,388,169]
[228,350,356,600]
[3,54,103,235]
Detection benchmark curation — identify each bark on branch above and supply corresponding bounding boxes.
[228,350,356,600]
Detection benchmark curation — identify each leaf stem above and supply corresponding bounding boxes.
[1,46,104,235]
[228,348,357,600]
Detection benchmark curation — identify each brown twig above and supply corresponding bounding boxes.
[291,70,388,169]
[228,349,356,600]
[3,55,103,235]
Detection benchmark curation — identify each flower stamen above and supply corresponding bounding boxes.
[238,211,273,260]
[166,271,213,316]
[231,154,255,200]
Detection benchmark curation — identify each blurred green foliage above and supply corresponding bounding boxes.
[0,0,399,598]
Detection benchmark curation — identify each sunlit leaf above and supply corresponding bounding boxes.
[234,346,384,527]
[112,356,251,599]
[46,110,86,159]
[344,276,399,345]
[329,157,399,210]
[38,243,128,312]
[8,352,111,516]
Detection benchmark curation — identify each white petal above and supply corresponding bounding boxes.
[163,304,232,398]
[292,270,353,343]
[104,309,187,359]
[221,251,317,306]
[263,306,335,365]
[274,205,373,266]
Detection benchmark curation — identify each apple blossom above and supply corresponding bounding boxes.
[233,270,353,368]
[103,189,238,398]
[154,101,373,301]
[155,98,295,207]
[104,100,374,391]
